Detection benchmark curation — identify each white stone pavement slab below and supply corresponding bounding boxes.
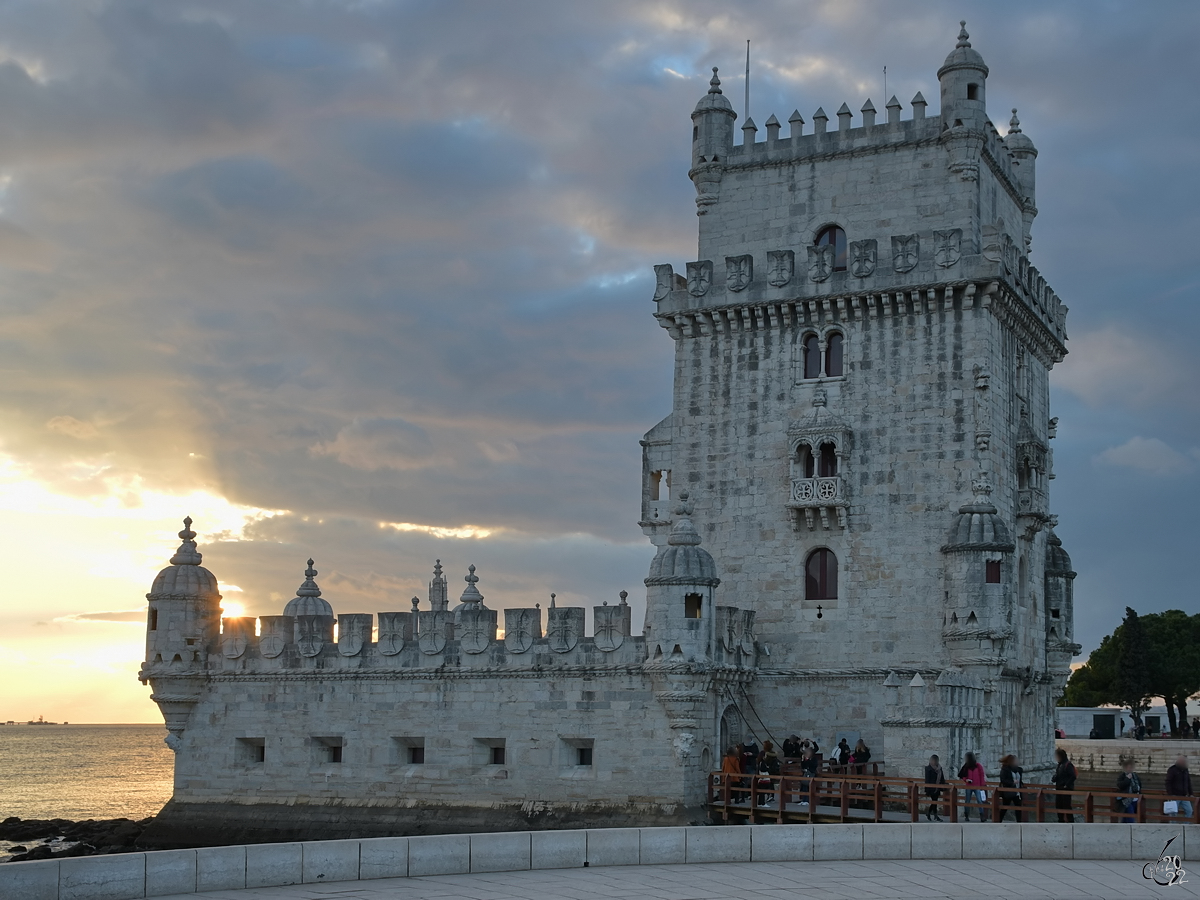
[142,858,1200,900]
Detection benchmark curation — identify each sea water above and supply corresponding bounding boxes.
[0,724,173,821]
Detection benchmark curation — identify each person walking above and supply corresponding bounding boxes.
[1192,718,1199,738]
[997,754,1024,822]
[1116,759,1141,823]
[1051,748,1077,823]
[958,752,988,822]
[1165,756,1193,819]
[798,746,818,808]
[924,754,947,821]
[850,739,871,776]
[720,746,743,803]
[835,738,851,768]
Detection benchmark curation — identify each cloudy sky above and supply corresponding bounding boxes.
[0,0,1197,723]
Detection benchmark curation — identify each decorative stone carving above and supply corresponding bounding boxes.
[418,610,450,655]
[807,244,834,282]
[257,616,292,659]
[724,254,752,292]
[503,608,540,653]
[982,219,1004,262]
[593,603,626,652]
[457,608,495,655]
[686,260,712,297]
[376,611,410,656]
[766,250,794,287]
[546,605,584,653]
[739,609,756,655]
[849,239,877,277]
[933,228,962,268]
[892,234,919,273]
[652,264,674,303]
[672,731,696,760]
[337,613,371,657]
[717,606,737,653]
[221,618,251,659]
[296,615,329,658]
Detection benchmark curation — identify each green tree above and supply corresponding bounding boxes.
[1061,634,1118,707]
[1144,610,1200,735]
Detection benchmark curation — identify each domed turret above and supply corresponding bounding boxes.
[943,478,1013,550]
[690,68,737,210]
[1005,109,1038,250]
[149,517,220,600]
[283,559,334,618]
[1045,526,1073,577]
[938,21,989,131]
[451,564,489,626]
[643,492,720,661]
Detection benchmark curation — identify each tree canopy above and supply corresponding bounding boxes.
[1061,608,1200,735]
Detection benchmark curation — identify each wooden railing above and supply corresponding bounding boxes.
[707,770,1200,825]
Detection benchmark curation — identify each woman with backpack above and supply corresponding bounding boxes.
[957,752,988,822]
[924,754,947,821]
[1051,748,1077,822]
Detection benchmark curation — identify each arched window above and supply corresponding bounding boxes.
[797,445,815,479]
[815,225,847,272]
[825,332,843,377]
[802,334,821,379]
[818,443,838,477]
[805,548,838,601]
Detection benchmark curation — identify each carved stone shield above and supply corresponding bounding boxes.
[546,606,584,653]
[296,615,329,658]
[982,219,1004,262]
[458,608,495,655]
[933,228,961,268]
[258,616,292,659]
[504,608,539,654]
[652,264,674,303]
[337,613,371,657]
[221,617,250,660]
[418,610,450,655]
[1002,233,1017,274]
[807,244,833,282]
[686,260,712,297]
[725,254,752,292]
[892,234,919,273]
[849,239,877,277]
[716,606,737,653]
[767,250,794,287]
[739,609,757,655]
[593,605,625,652]
[376,611,410,656]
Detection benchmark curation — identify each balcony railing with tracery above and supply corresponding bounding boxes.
[786,476,848,530]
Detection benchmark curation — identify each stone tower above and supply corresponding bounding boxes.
[642,22,1079,776]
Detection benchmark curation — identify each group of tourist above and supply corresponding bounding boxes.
[721,742,1195,822]
[718,736,874,807]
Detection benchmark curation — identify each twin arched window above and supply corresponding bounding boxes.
[806,548,838,601]
[802,332,844,379]
[797,442,838,478]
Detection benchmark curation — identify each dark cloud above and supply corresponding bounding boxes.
[0,0,1198,660]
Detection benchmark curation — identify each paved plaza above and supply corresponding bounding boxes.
[152,858,1197,900]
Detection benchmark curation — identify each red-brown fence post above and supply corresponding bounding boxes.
[874,781,884,822]
[777,776,784,823]
[1084,791,1094,824]
[1035,789,1045,823]
[949,784,958,823]
[991,788,1001,822]
[910,782,919,822]
[840,777,850,821]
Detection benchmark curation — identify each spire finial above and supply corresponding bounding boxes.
[433,559,443,578]
[465,564,477,587]
[970,474,993,502]
[458,564,484,606]
[956,20,970,48]
[297,559,322,597]
[550,592,557,609]
[709,67,722,94]
[1009,108,1021,133]
[619,590,629,607]
[169,516,202,566]
[411,596,420,612]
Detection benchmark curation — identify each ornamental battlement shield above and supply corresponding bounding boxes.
[933,228,962,268]
[504,608,540,654]
[258,616,292,659]
[686,260,712,297]
[767,250,794,287]
[593,604,626,652]
[725,254,752,292]
[892,233,919,273]
[808,244,833,282]
[418,610,451,655]
[297,615,332,658]
[739,609,757,656]
[652,264,674,302]
[376,611,412,656]
[849,239,877,277]
[221,616,253,659]
[337,613,372,657]
[457,608,496,654]
[715,606,737,653]
[546,606,584,653]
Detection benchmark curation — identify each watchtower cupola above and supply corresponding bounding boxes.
[938,21,989,131]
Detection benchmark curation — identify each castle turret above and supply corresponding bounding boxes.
[1043,521,1080,697]
[938,21,989,131]
[1005,109,1038,251]
[643,491,719,661]
[139,517,222,749]
[689,68,736,215]
[428,559,448,612]
[284,559,334,650]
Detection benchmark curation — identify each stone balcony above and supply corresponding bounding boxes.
[786,476,848,530]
